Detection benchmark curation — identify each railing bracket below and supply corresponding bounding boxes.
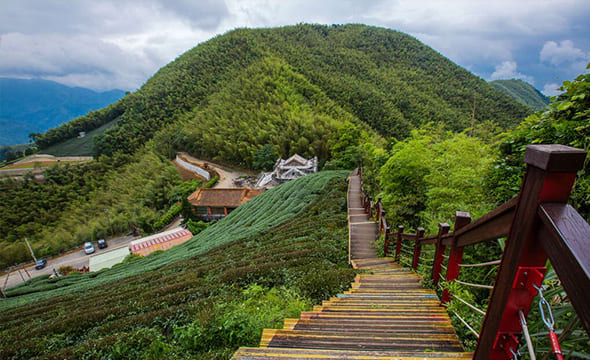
[493,332,519,358]
[512,266,546,296]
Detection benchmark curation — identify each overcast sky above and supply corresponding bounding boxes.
[1,0,589,96]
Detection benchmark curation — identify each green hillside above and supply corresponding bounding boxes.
[36,24,530,160]
[1,24,531,267]
[0,172,354,359]
[1,171,346,307]
[41,119,119,156]
[490,79,549,111]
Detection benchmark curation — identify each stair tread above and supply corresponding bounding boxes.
[234,347,473,359]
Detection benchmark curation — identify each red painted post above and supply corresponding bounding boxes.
[432,222,451,286]
[383,226,391,256]
[412,228,425,270]
[442,211,472,304]
[395,225,404,261]
[474,145,587,360]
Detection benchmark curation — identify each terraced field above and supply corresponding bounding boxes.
[0,171,355,359]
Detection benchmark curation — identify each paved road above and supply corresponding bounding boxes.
[1,234,138,290]
[177,152,251,188]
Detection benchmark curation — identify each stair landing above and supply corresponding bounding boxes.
[232,173,470,359]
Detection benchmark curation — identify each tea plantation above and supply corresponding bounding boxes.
[0,171,355,359]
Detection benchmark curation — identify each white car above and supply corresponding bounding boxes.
[84,242,95,255]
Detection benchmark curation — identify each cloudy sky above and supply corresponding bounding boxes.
[1,0,589,96]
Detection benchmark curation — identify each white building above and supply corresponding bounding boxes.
[256,154,318,188]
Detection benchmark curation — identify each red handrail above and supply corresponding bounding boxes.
[358,144,589,359]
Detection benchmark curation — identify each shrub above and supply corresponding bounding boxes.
[203,175,220,189]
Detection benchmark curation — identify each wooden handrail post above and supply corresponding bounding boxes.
[383,225,391,256]
[432,222,450,286]
[474,144,587,360]
[367,197,373,218]
[412,228,425,270]
[360,184,365,207]
[395,226,404,261]
[442,211,471,304]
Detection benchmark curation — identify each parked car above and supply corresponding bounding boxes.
[84,242,95,255]
[34,259,47,270]
[97,239,107,249]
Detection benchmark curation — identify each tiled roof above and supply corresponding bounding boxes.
[129,228,193,256]
[187,188,264,207]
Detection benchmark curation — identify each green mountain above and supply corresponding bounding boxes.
[36,24,530,162]
[1,24,531,269]
[490,79,549,111]
[0,78,125,146]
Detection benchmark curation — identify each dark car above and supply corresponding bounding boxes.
[35,259,47,270]
[97,239,107,249]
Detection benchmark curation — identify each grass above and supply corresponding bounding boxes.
[0,170,354,359]
[41,119,119,156]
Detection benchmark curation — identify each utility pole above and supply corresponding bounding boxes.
[471,90,477,135]
[105,209,113,237]
[24,238,37,263]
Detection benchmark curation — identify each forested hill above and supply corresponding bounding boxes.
[35,24,530,161]
[490,79,550,111]
[0,24,532,267]
[0,78,125,146]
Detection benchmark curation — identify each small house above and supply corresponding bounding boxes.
[129,227,193,257]
[187,188,263,221]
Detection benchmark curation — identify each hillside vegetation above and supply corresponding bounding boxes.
[1,171,346,307]
[490,79,549,111]
[36,24,529,157]
[41,119,119,157]
[1,24,530,267]
[0,171,353,360]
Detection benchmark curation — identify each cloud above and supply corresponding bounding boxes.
[540,40,590,66]
[1,0,589,91]
[490,61,535,84]
[0,0,228,90]
[0,32,155,91]
[542,83,563,97]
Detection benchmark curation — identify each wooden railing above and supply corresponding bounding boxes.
[360,144,589,360]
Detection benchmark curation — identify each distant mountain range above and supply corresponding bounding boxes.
[490,79,549,111]
[0,78,125,145]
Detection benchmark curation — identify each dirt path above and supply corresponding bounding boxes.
[177,152,250,188]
